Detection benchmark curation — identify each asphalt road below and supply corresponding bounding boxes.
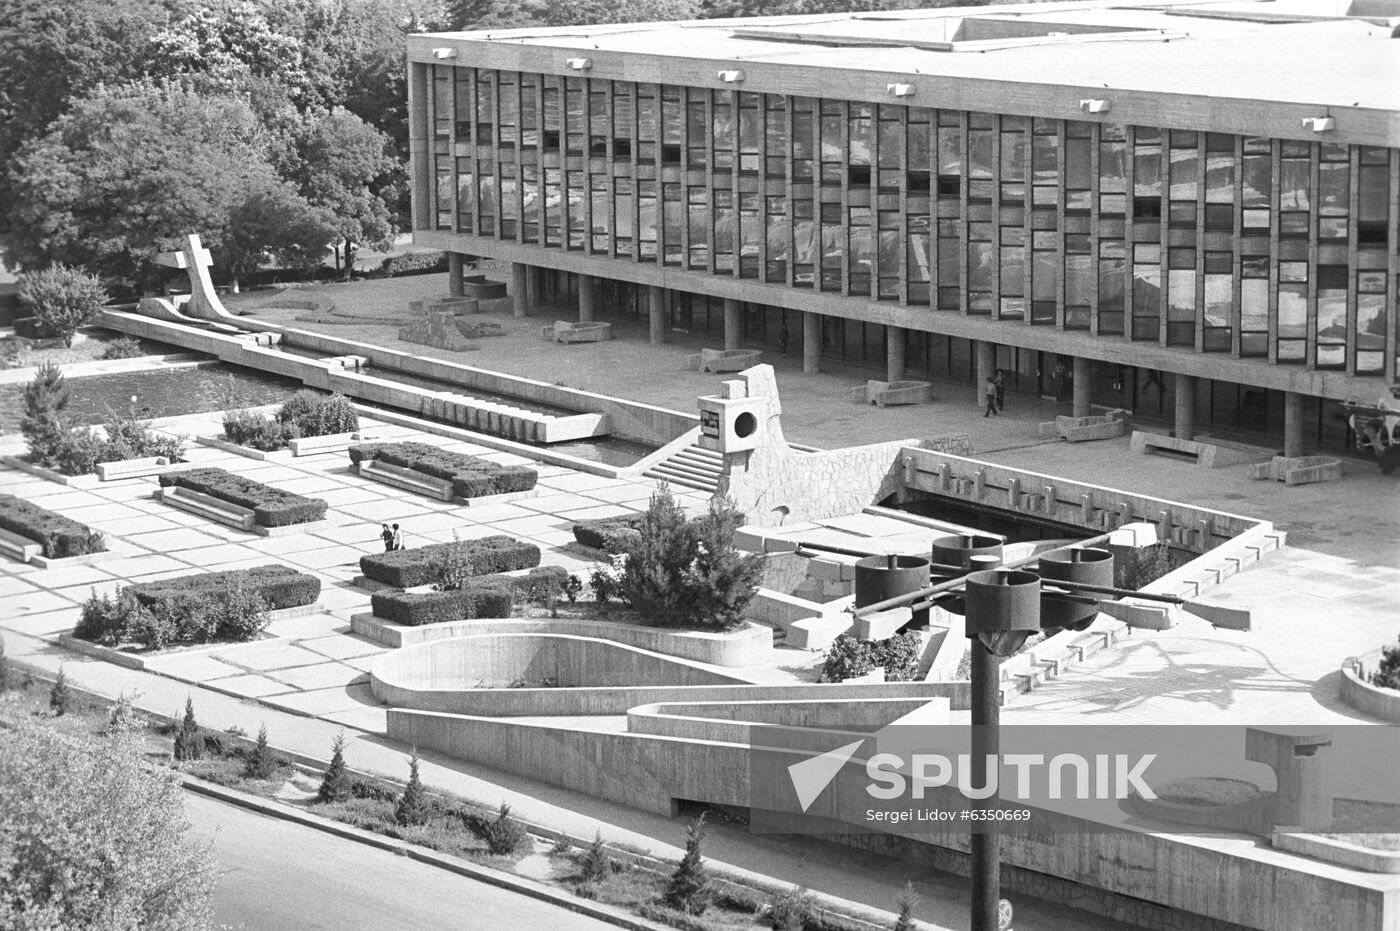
[183,791,623,931]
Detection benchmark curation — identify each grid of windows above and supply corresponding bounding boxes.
[422,64,1398,378]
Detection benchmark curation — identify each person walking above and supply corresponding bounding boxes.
[983,374,999,417]
[779,321,790,355]
[993,369,1006,412]
[1053,361,1069,402]
[380,523,395,552]
[390,523,404,551]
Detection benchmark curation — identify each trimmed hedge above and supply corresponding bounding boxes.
[159,467,328,527]
[371,580,514,626]
[128,565,320,612]
[572,515,645,554]
[359,535,541,588]
[349,441,537,499]
[0,493,106,558]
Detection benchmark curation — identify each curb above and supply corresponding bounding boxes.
[179,775,671,931]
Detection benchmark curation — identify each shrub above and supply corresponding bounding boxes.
[243,725,278,780]
[768,884,815,931]
[348,441,537,499]
[128,565,319,613]
[572,515,645,553]
[513,565,569,613]
[318,732,352,804]
[381,251,448,276]
[395,754,431,827]
[893,881,920,931]
[174,697,203,762]
[17,263,108,347]
[359,536,540,588]
[616,487,761,630]
[1371,635,1400,691]
[99,408,184,464]
[371,583,513,626]
[590,558,623,605]
[159,467,327,527]
[99,336,144,359]
[0,492,106,559]
[77,568,300,648]
[664,814,713,916]
[563,574,582,603]
[49,667,72,716]
[469,802,532,856]
[820,632,922,683]
[75,588,137,643]
[276,390,358,436]
[222,409,291,451]
[579,831,615,884]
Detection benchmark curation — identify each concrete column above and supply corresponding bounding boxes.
[803,312,821,374]
[648,285,665,345]
[557,269,570,306]
[1284,391,1305,458]
[1174,374,1196,440]
[511,262,528,318]
[447,253,464,297]
[578,275,596,323]
[723,299,742,351]
[886,326,906,382]
[1072,356,1092,418]
[974,340,995,386]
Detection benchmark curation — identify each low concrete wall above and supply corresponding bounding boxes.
[1341,653,1400,723]
[351,614,773,667]
[627,696,952,744]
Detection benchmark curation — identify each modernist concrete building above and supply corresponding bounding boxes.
[407,0,1399,455]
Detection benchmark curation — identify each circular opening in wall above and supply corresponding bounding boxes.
[733,411,758,438]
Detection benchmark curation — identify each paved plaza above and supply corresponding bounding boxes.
[2,281,1398,930]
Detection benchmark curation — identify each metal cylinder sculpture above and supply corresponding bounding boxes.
[964,569,1041,657]
[855,554,933,627]
[1036,547,1115,631]
[931,533,1004,572]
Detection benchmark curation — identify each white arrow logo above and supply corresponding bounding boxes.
[787,739,866,812]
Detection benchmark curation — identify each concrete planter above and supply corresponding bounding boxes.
[686,348,763,373]
[1251,455,1344,486]
[195,435,294,461]
[1271,830,1400,874]
[851,380,933,407]
[1,455,100,488]
[1340,653,1400,722]
[543,320,613,343]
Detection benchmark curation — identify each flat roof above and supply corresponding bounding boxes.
[413,0,1400,142]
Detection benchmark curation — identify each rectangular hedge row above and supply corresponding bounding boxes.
[0,493,106,559]
[348,441,537,499]
[359,535,541,588]
[369,567,567,626]
[129,565,321,612]
[572,515,645,553]
[159,467,328,527]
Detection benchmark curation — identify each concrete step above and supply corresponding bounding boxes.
[650,458,719,483]
[643,442,722,494]
[0,526,41,563]
[354,460,454,501]
[155,486,256,531]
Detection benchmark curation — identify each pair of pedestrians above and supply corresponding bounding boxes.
[379,523,406,551]
[983,369,1006,417]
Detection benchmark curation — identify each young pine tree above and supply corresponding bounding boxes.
[579,829,614,883]
[173,696,203,762]
[664,813,713,915]
[394,753,431,827]
[893,881,921,931]
[243,724,277,780]
[317,732,352,804]
[49,667,72,716]
[0,637,11,693]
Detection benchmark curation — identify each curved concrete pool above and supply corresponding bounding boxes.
[371,633,755,716]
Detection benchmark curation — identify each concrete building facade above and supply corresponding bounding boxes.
[407,0,1399,456]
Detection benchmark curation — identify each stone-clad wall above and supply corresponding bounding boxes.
[720,435,971,528]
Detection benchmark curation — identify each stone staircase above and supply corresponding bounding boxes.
[643,443,723,494]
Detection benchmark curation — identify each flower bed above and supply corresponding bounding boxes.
[572,515,645,553]
[129,565,321,612]
[0,492,106,558]
[158,467,328,527]
[348,441,537,499]
[358,536,541,588]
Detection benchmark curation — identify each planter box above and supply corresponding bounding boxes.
[1,455,99,488]
[352,460,454,501]
[96,455,172,481]
[0,526,41,563]
[1340,654,1400,723]
[1252,455,1344,486]
[195,434,294,461]
[155,486,257,531]
[1271,830,1400,874]
[686,348,763,373]
[851,380,933,407]
[543,320,613,343]
[288,431,375,457]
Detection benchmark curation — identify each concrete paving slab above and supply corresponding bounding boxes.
[571,484,655,505]
[123,526,236,553]
[267,661,368,692]
[281,546,364,572]
[264,682,378,716]
[0,575,42,598]
[0,609,77,636]
[488,515,573,538]
[555,503,636,521]
[336,499,438,523]
[538,472,627,493]
[297,634,387,660]
[204,673,299,698]
[320,705,389,734]
[212,642,331,671]
[265,613,345,640]
[4,589,81,614]
[315,485,391,507]
[145,654,246,682]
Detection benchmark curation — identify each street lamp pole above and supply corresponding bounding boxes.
[969,635,1000,931]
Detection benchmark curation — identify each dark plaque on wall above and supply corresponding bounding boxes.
[700,408,721,437]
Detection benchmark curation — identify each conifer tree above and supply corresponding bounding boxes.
[173,696,203,761]
[243,724,277,779]
[664,813,712,915]
[580,829,613,883]
[49,666,71,716]
[317,732,352,803]
[893,881,921,931]
[394,753,430,826]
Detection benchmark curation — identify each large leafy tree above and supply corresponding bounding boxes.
[8,82,282,292]
[539,0,699,26]
[142,2,311,104]
[221,184,336,291]
[293,108,400,278]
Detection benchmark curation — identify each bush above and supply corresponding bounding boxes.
[894,881,920,931]
[159,467,327,527]
[49,667,72,716]
[768,885,815,931]
[243,725,279,780]
[665,814,713,916]
[468,802,532,856]
[318,733,353,804]
[616,487,761,630]
[381,251,448,276]
[371,583,514,626]
[1371,635,1400,691]
[820,632,922,683]
[99,336,144,359]
[174,697,203,762]
[99,409,184,464]
[127,565,319,613]
[17,263,108,347]
[276,390,358,436]
[513,565,569,612]
[348,441,537,499]
[359,536,540,588]
[75,589,138,643]
[222,409,292,451]
[572,515,645,553]
[395,755,431,827]
[579,831,615,884]
[0,492,106,559]
[22,368,183,473]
